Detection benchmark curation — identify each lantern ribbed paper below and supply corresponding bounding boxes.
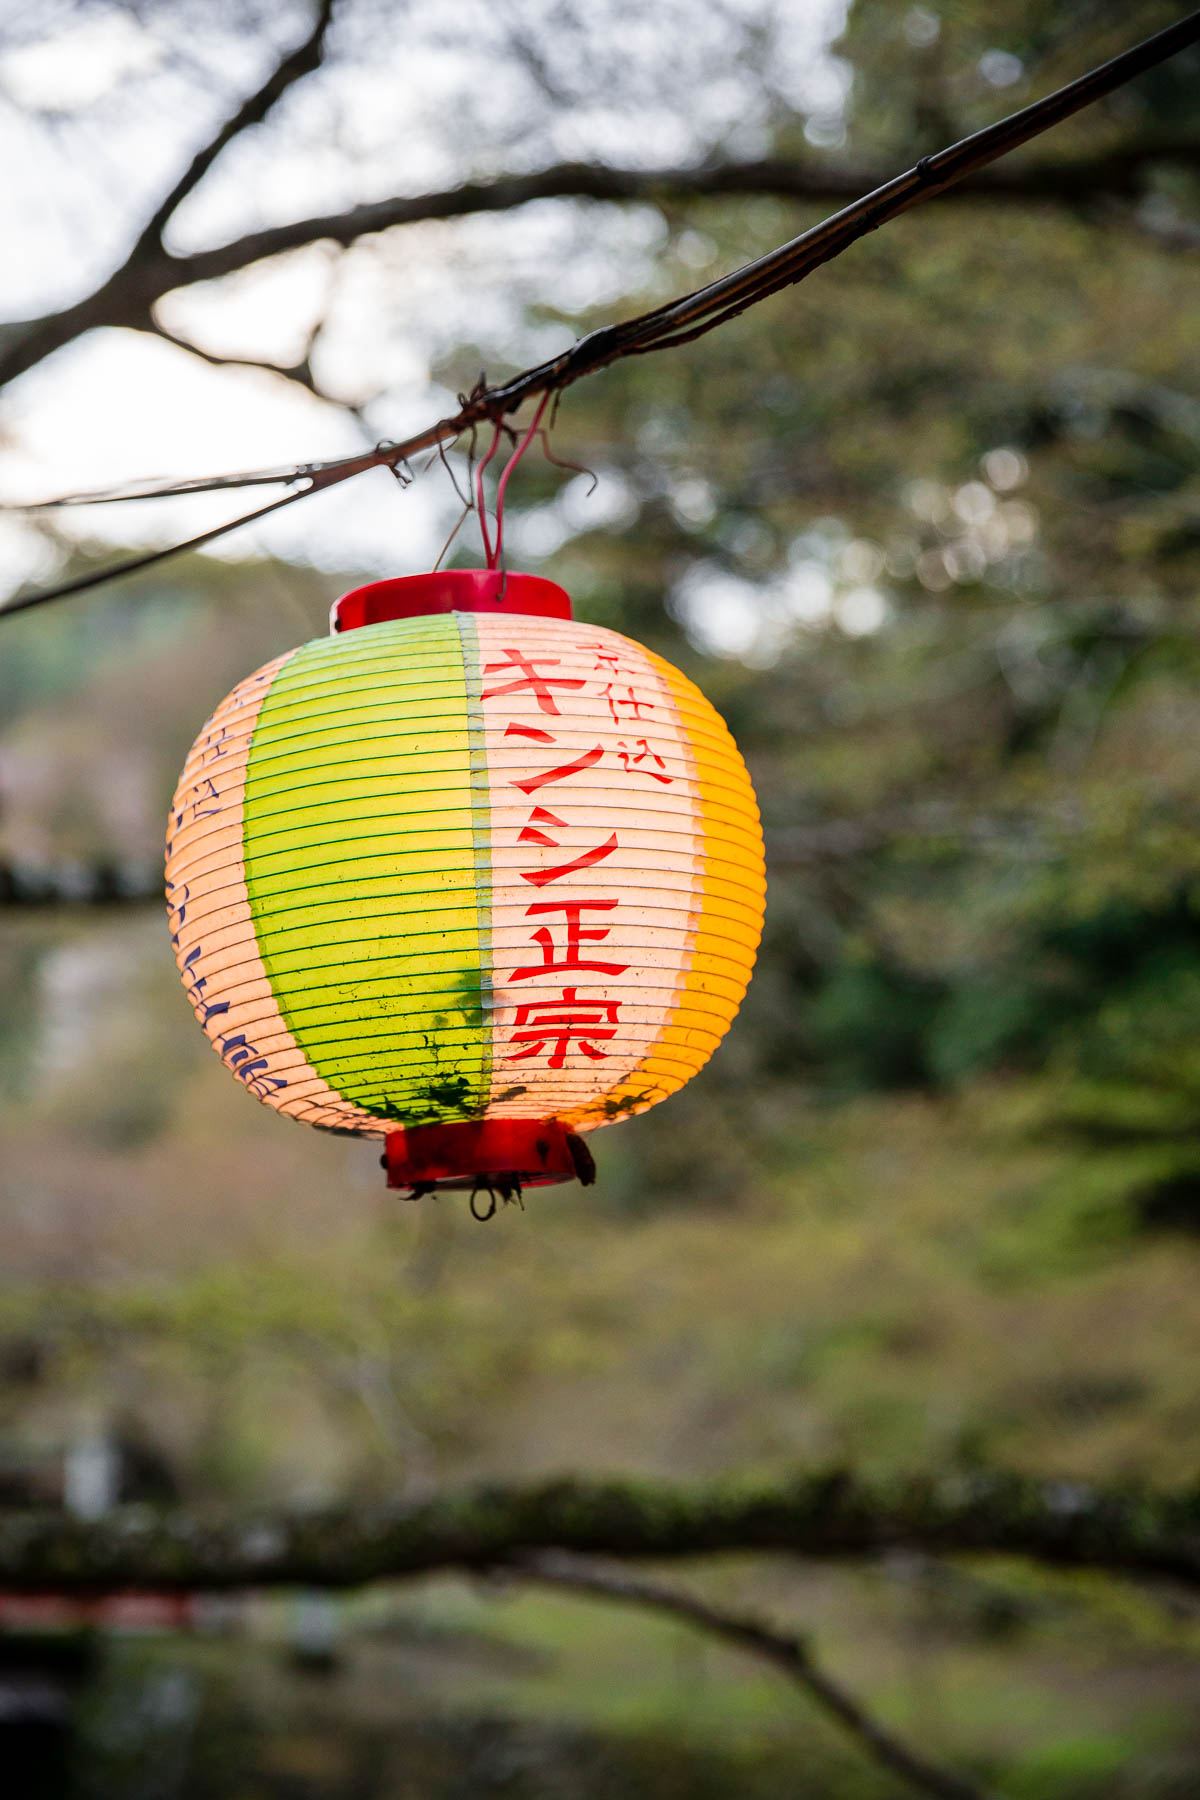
[166,574,764,1166]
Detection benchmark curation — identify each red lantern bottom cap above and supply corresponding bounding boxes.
[383,1118,594,1195]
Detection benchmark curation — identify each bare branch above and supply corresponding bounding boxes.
[0,1,339,391]
[0,1467,1198,1593]
[510,1551,994,1800]
[145,318,328,400]
[144,303,383,427]
[4,141,1200,404]
[6,10,1200,614]
[150,135,1200,292]
[132,0,338,257]
[2,134,1199,397]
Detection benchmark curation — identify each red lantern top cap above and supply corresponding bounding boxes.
[331,569,572,633]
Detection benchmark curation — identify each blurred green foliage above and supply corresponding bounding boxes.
[3,0,1200,1792]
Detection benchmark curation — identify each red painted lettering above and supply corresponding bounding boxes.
[511,744,604,794]
[617,739,673,784]
[505,721,557,744]
[482,650,585,715]
[508,900,628,982]
[506,988,621,1068]
[521,832,619,888]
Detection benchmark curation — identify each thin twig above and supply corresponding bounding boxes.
[432,501,474,571]
[146,319,327,401]
[4,10,1199,617]
[436,435,473,508]
[535,427,597,493]
[507,1550,995,1800]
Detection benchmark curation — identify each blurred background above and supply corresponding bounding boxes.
[2,0,1200,1794]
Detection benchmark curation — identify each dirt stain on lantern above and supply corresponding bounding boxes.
[165,570,765,1201]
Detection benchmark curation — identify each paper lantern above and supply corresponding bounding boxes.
[166,571,764,1195]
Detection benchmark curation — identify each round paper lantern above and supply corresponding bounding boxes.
[166,571,764,1194]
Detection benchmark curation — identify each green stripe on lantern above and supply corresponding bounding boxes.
[241,615,493,1126]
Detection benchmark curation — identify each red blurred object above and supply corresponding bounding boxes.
[331,569,571,633]
[384,1118,578,1192]
[0,1591,197,1634]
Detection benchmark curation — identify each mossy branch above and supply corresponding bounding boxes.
[1,1468,1197,1593]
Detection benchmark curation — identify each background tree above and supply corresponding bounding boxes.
[2,3,1200,1796]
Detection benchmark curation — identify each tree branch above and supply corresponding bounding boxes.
[6,10,1200,614]
[145,317,326,398]
[144,315,380,425]
[149,136,1200,287]
[0,1468,1197,1593]
[131,0,338,257]
[509,1551,995,1800]
[0,1,338,393]
[3,137,1198,397]
[145,242,378,419]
